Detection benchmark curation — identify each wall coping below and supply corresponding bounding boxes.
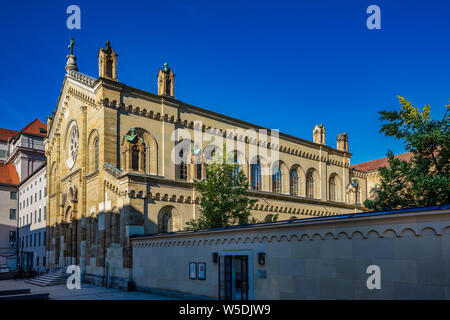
[130,205,450,243]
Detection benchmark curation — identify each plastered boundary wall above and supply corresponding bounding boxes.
[131,206,450,299]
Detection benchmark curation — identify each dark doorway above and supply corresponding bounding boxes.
[219,255,249,300]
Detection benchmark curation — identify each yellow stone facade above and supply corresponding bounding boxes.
[45,42,367,288]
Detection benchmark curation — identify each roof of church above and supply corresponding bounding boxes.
[0,163,19,186]
[350,152,414,173]
[0,128,18,142]
[131,204,450,239]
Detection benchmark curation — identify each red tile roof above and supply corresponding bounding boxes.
[351,152,414,173]
[0,128,18,142]
[20,118,47,137]
[0,163,19,185]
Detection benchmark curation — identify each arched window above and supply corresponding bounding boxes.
[158,206,181,233]
[161,212,171,233]
[272,166,282,193]
[131,146,139,171]
[290,170,298,196]
[329,176,336,201]
[306,171,315,198]
[176,149,187,180]
[251,161,262,190]
[94,138,99,171]
[356,187,361,204]
[195,163,202,180]
[204,146,217,178]
[231,151,239,178]
[142,142,147,173]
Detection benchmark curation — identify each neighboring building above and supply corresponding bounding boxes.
[0,119,48,272]
[45,41,368,288]
[0,128,18,164]
[0,163,19,270]
[18,163,47,273]
[6,119,47,182]
[132,204,450,300]
[351,152,413,198]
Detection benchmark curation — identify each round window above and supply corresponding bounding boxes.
[65,121,79,169]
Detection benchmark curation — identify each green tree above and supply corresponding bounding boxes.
[364,96,450,211]
[186,147,257,230]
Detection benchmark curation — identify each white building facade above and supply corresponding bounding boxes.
[18,164,47,273]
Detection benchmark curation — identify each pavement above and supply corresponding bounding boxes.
[0,279,178,300]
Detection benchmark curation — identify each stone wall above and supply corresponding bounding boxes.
[132,205,450,299]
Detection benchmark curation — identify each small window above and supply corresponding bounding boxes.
[44,187,47,197]
[132,147,139,171]
[44,206,47,220]
[9,231,16,243]
[94,138,99,171]
[39,190,42,200]
[196,164,202,180]
[9,209,16,220]
[10,191,17,200]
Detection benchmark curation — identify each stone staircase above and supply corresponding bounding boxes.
[24,266,70,287]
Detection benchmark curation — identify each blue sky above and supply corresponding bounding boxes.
[0,0,448,164]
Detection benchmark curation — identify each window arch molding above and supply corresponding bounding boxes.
[50,161,57,194]
[328,173,342,202]
[306,168,320,199]
[289,164,306,196]
[121,128,158,175]
[157,205,181,233]
[227,150,248,177]
[249,155,270,191]
[271,160,289,194]
[87,129,100,173]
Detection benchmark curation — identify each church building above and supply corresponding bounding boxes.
[45,41,368,288]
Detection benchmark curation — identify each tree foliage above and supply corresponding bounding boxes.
[364,96,450,211]
[186,147,257,230]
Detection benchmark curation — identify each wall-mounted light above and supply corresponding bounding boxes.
[212,252,219,263]
[258,252,265,265]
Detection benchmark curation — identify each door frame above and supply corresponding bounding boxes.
[220,250,254,300]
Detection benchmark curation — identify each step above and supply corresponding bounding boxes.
[0,289,31,296]
[0,293,49,300]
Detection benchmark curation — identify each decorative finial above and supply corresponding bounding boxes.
[105,40,111,49]
[65,37,78,73]
[68,37,75,55]
[164,62,169,72]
